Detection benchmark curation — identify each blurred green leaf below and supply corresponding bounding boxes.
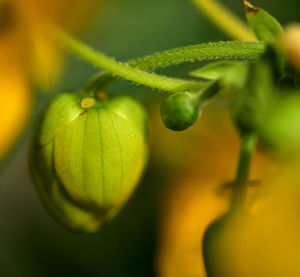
[244,0,283,42]
[190,61,241,80]
[190,60,250,91]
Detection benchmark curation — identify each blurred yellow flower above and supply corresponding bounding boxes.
[0,0,100,162]
[205,164,300,277]
[281,24,300,72]
[155,106,279,277]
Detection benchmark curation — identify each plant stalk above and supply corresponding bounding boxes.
[231,134,257,209]
[55,28,205,94]
[86,41,265,92]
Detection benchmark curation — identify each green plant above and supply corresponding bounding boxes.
[28,2,300,274]
[29,93,148,233]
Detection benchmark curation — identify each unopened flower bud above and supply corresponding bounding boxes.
[28,93,148,233]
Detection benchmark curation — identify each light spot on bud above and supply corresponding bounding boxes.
[81,97,95,109]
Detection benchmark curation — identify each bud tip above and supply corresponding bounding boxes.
[81,98,95,109]
[97,92,108,100]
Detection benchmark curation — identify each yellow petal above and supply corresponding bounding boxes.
[281,24,300,72]
[14,0,102,89]
[0,68,32,160]
[0,32,32,161]
[28,28,64,89]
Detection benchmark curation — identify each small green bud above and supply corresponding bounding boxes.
[28,93,148,233]
[160,92,201,131]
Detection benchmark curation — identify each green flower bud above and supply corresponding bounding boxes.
[203,211,247,277]
[160,92,201,131]
[28,93,148,233]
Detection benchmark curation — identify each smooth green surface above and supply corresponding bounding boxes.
[38,93,83,145]
[29,141,104,233]
[160,92,200,131]
[29,93,148,233]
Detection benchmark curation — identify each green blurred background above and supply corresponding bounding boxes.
[1,0,300,276]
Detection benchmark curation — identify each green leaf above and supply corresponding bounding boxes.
[190,61,249,90]
[244,0,283,42]
[190,61,242,79]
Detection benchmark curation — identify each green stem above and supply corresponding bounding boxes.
[198,80,221,105]
[127,42,264,68]
[56,28,205,94]
[231,134,257,209]
[86,41,265,92]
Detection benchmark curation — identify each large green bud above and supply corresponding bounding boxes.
[28,93,148,233]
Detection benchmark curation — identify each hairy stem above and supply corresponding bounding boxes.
[56,28,205,94]
[86,41,265,92]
